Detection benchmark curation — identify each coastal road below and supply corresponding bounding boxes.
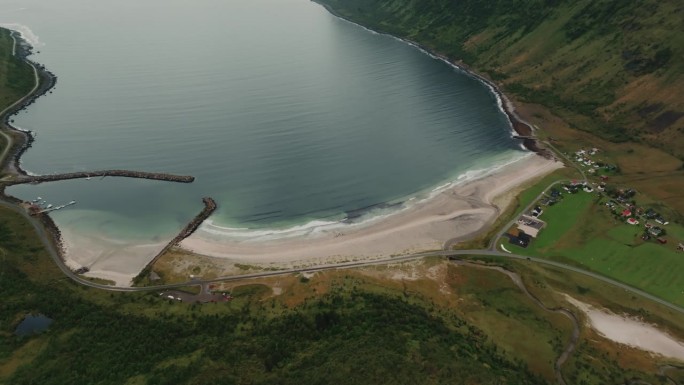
[486,136,588,251]
[5,195,681,315]
[0,26,680,318]
[0,32,40,172]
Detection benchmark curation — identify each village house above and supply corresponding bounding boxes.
[655,217,669,226]
[508,231,532,248]
[649,226,664,237]
[530,206,543,218]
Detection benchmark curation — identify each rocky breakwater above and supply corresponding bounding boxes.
[176,197,217,242]
[5,170,195,185]
[136,197,217,284]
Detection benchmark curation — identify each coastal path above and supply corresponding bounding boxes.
[5,194,681,315]
[0,31,40,173]
[452,260,580,385]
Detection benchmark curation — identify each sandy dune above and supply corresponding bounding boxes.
[565,295,684,361]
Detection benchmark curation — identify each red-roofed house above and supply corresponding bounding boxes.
[622,209,632,217]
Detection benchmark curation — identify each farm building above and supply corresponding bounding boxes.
[516,215,546,238]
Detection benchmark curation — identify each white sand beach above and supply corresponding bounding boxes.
[60,226,169,286]
[565,295,684,361]
[179,154,562,267]
[57,153,560,286]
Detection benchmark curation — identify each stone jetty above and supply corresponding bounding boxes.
[5,170,195,185]
[174,197,217,242]
[135,197,217,284]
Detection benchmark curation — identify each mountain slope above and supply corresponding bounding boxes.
[317,0,684,158]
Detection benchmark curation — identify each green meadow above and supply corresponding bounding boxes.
[0,29,34,113]
[504,189,684,307]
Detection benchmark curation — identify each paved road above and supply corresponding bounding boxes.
[487,179,570,251]
[0,33,40,171]
[487,136,588,252]
[5,196,681,315]
[0,29,681,318]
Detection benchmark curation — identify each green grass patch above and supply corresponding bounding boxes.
[504,190,684,307]
[0,29,34,113]
[527,192,597,253]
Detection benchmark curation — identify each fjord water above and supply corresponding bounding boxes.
[4,0,523,248]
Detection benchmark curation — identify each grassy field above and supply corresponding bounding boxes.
[532,110,684,216]
[507,259,684,384]
[0,29,34,113]
[1,204,551,385]
[502,187,684,307]
[2,200,681,384]
[0,20,682,385]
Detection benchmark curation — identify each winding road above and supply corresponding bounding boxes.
[0,30,40,173]
[2,26,682,385]
[4,193,682,317]
[0,28,681,318]
[453,260,580,385]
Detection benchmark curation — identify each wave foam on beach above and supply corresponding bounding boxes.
[0,23,42,48]
[180,154,563,265]
[199,152,531,243]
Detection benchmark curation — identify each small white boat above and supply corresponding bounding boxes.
[46,204,53,209]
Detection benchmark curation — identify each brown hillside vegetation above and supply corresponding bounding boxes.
[318,0,684,158]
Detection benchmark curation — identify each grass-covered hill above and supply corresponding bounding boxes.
[0,29,34,112]
[317,0,684,158]
[2,202,682,385]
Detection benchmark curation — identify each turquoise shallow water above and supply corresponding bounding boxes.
[3,0,524,243]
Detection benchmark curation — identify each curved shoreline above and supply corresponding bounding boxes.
[312,0,552,158]
[0,29,64,261]
[0,22,559,286]
[178,154,563,269]
[0,27,204,282]
[0,30,57,176]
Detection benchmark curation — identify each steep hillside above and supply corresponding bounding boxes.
[0,29,34,112]
[316,0,684,158]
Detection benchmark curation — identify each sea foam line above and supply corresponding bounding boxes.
[0,23,42,48]
[199,151,531,242]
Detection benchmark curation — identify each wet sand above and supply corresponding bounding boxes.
[179,154,562,268]
[60,225,169,286]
